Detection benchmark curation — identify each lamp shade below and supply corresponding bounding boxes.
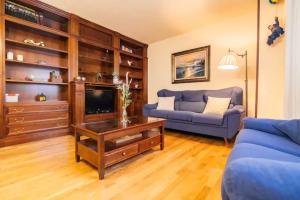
[218,54,239,70]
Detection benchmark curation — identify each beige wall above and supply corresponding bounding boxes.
[257,1,286,119]
[148,11,258,116]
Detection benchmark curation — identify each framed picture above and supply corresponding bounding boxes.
[172,46,210,83]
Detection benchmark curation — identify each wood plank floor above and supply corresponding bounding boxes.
[0,131,232,200]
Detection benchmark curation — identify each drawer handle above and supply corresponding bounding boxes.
[150,141,154,145]
[14,117,24,123]
[122,152,126,156]
[13,128,25,133]
[57,123,66,127]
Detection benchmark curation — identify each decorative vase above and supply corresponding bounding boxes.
[121,105,129,124]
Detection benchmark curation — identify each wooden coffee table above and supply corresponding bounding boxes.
[74,116,166,180]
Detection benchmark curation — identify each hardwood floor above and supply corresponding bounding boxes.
[0,131,232,200]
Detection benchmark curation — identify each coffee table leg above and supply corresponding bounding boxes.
[160,126,165,150]
[75,128,80,162]
[98,136,105,180]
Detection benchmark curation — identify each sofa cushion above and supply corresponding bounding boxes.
[236,129,300,158]
[192,113,224,126]
[228,143,300,164]
[157,89,182,101]
[203,96,231,116]
[178,101,206,113]
[157,96,175,111]
[182,90,205,102]
[149,110,172,118]
[223,158,300,200]
[204,87,243,105]
[275,119,300,145]
[167,111,194,122]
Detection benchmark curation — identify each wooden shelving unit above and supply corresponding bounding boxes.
[0,0,148,147]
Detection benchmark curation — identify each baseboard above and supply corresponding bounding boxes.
[0,128,71,147]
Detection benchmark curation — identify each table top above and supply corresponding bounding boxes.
[75,116,166,135]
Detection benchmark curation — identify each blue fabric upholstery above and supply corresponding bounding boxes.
[168,111,194,122]
[144,87,244,139]
[182,90,205,102]
[236,129,300,157]
[157,89,183,101]
[222,118,300,200]
[148,109,171,118]
[178,101,206,113]
[275,119,300,145]
[192,113,223,125]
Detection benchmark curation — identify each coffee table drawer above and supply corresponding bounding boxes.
[139,135,161,152]
[105,144,139,167]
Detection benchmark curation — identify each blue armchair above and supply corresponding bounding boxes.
[222,118,300,200]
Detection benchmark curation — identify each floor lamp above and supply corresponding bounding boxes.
[218,49,248,116]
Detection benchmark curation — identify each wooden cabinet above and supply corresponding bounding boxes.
[0,0,148,147]
[3,101,69,143]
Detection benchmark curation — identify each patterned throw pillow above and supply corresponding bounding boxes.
[157,96,175,111]
[203,96,231,116]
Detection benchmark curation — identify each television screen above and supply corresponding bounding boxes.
[85,87,115,115]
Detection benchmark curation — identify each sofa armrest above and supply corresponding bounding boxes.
[224,105,244,117]
[143,103,158,116]
[243,118,286,137]
[223,106,244,139]
[223,158,300,200]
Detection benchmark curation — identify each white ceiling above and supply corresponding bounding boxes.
[41,0,256,44]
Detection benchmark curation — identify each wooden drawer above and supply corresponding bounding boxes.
[7,104,68,114]
[139,135,161,152]
[7,119,68,136]
[7,111,68,125]
[105,143,138,167]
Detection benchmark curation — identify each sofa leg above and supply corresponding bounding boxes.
[224,138,229,146]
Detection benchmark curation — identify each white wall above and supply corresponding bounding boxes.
[148,11,257,116]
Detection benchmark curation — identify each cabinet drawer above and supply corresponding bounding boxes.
[7,112,68,125]
[8,119,68,136]
[139,135,161,152]
[7,104,68,114]
[105,144,138,167]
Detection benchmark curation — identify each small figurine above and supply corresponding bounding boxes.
[37,93,46,101]
[49,71,63,83]
[96,72,102,82]
[269,0,279,4]
[24,39,45,47]
[267,17,284,46]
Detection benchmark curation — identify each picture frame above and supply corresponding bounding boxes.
[172,45,210,84]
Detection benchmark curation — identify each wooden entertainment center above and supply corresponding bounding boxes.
[0,0,148,147]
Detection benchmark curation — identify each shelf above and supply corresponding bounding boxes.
[5,60,68,70]
[120,50,143,59]
[78,71,112,77]
[120,75,143,80]
[120,63,143,70]
[4,15,69,38]
[79,55,113,64]
[78,37,114,51]
[85,82,115,87]
[6,38,68,54]
[6,79,68,85]
[5,100,68,106]
[130,87,143,90]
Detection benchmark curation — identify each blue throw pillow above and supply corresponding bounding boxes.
[275,119,300,145]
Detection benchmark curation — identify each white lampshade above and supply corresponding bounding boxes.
[218,54,239,70]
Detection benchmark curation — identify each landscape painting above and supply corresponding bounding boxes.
[172,46,210,83]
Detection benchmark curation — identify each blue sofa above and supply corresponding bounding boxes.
[222,118,300,200]
[143,87,244,142]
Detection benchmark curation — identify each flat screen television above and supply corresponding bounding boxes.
[85,87,115,115]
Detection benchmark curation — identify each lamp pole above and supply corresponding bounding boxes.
[228,49,248,116]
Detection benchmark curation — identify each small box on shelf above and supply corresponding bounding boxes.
[5,93,19,102]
